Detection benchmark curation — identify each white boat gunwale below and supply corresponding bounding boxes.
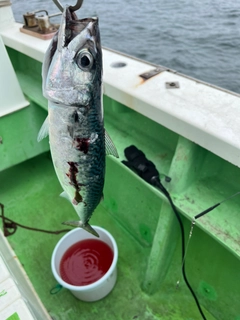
[1,20,240,168]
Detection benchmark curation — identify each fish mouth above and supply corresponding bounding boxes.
[58,7,99,50]
[42,5,102,104]
[42,6,101,83]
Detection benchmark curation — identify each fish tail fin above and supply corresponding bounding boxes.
[62,220,99,237]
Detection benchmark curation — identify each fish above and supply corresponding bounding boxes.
[38,6,118,237]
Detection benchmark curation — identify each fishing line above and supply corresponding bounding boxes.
[194,191,240,220]
[156,188,240,320]
[151,177,207,320]
[180,218,195,276]
[172,189,240,320]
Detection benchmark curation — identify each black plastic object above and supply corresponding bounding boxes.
[122,145,162,184]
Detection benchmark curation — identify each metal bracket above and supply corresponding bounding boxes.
[139,67,166,80]
[165,81,180,89]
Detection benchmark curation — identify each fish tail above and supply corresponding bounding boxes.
[62,220,99,237]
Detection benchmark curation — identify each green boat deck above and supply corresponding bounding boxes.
[0,47,240,319]
[0,153,215,320]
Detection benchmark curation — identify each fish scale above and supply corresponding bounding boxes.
[38,6,118,237]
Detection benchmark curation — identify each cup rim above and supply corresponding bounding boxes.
[51,226,118,291]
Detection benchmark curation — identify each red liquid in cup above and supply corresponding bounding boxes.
[59,239,114,286]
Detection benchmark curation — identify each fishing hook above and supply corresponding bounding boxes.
[69,0,84,12]
[52,0,84,12]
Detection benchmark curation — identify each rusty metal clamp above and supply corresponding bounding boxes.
[52,0,84,12]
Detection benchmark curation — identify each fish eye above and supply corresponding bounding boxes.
[76,49,93,71]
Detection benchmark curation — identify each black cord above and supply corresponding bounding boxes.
[122,145,207,318]
[151,177,207,320]
[0,203,71,237]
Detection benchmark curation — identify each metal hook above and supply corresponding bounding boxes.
[69,0,84,12]
[52,0,84,12]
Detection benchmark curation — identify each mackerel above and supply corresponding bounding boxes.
[38,6,118,237]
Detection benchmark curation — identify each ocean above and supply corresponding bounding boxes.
[11,0,240,94]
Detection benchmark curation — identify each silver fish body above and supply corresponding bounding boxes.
[38,7,117,236]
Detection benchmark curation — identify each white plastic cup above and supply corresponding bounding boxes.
[51,226,118,302]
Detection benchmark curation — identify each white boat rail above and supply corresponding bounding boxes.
[1,2,240,168]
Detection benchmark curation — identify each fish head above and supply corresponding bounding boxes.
[42,6,102,106]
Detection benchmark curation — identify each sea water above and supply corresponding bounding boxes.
[11,0,240,94]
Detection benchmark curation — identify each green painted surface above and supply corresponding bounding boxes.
[6,312,20,320]
[0,104,49,171]
[142,201,179,294]
[198,281,218,301]
[0,46,239,319]
[173,147,240,258]
[0,153,215,320]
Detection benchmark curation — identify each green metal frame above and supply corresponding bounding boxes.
[0,47,240,319]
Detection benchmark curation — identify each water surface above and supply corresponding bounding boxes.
[11,0,240,93]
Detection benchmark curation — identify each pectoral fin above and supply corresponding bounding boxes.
[105,129,119,158]
[60,191,71,202]
[37,116,49,142]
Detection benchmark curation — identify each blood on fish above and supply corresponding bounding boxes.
[66,162,83,204]
[74,138,90,154]
[66,162,78,185]
[72,191,83,205]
